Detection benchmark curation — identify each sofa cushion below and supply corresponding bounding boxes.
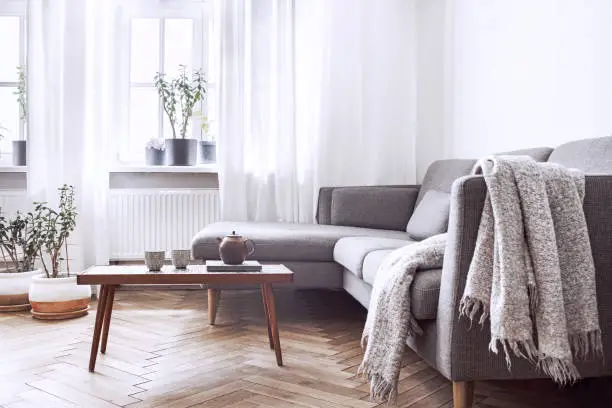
[333,236,413,278]
[497,147,553,162]
[330,187,418,231]
[406,190,451,240]
[362,249,441,320]
[547,136,612,173]
[416,159,476,206]
[192,222,412,262]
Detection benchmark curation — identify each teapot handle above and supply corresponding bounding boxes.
[245,239,255,256]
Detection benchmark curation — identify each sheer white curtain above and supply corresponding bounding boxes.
[218,0,417,223]
[447,0,612,157]
[27,0,116,271]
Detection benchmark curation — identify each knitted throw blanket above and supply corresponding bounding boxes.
[360,234,447,403]
[460,156,602,384]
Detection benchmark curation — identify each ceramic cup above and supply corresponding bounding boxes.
[144,251,165,271]
[171,249,191,269]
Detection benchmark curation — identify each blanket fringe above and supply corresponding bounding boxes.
[459,296,489,326]
[489,337,539,368]
[358,361,398,404]
[570,329,604,361]
[537,356,580,385]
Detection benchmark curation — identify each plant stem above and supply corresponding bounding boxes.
[65,239,70,276]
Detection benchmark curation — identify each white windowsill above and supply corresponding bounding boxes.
[110,164,218,174]
[0,165,26,173]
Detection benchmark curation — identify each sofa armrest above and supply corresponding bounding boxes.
[316,185,420,230]
[435,174,612,381]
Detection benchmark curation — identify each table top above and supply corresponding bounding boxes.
[77,264,294,285]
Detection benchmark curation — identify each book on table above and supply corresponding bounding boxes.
[205,260,262,272]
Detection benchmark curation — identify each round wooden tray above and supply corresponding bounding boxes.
[0,303,31,312]
[31,306,89,320]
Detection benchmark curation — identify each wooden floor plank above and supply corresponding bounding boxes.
[0,289,607,408]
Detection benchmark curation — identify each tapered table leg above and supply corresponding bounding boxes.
[208,288,221,325]
[261,284,274,349]
[263,283,282,366]
[89,284,108,372]
[100,285,117,354]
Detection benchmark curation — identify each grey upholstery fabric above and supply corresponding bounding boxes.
[548,136,612,173]
[497,147,553,162]
[406,191,451,240]
[431,175,612,381]
[316,185,420,225]
[333,236,412,278]
[331,187,419,231]
[416,159,476,205]
[344,262,442,321]
[361,248,441,320]
[192,222,411,262]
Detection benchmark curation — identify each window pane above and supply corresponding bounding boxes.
[131,18,160,82]
[0,87,19,153]
[0,17,20,81]
[129,87,159,159]
[164,19,193,77]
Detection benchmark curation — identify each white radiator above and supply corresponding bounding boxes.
[109,189,221,260]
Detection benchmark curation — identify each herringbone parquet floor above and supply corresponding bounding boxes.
[0,289,610,408]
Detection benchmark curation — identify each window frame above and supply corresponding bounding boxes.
[116,0,214,165]
[0,1,27,164]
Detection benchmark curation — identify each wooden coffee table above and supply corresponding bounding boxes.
[77,264,293,372]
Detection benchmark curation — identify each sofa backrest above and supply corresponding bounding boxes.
[497,147,553,162]
[547,136,612,173]
[416,159,476,206]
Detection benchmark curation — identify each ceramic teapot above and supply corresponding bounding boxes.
[216,231,255,265]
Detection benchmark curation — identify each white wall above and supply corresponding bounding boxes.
[415,0,612,169]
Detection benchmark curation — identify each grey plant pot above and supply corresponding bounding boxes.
[12,140,26,166]
[145,147,165,165]
[199,141,217,164]
[165,139,197,166]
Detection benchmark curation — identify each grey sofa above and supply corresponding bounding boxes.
[192,136,612,407]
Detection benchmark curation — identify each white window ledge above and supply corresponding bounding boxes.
[110,164,218,174]
[0,165,27,173]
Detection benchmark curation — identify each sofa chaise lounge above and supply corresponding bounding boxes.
[192,136,612,408]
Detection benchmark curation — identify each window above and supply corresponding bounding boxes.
[0,2,26,165]
[118,1,217,164]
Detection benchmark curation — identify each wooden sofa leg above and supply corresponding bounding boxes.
[453,381,474,408]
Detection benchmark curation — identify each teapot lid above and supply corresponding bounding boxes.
[227,230,241,238]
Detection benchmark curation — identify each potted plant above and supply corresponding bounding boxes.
[154,65,206,166]
[145,138,166,165]
[197,114,216,164]
[28,185,91,320]
[0,208,44,312]
[12,65,26,166]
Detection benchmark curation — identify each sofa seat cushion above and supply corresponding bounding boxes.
[362,249,442,320]
[333,237,413,278]
[192,222,412,262]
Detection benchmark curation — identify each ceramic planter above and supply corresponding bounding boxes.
[199,141,216,164]
[12,140,26,166]
[29,274,91,320]
[145,147,165,165]
[165,139,197,166]
[0,269,40,312]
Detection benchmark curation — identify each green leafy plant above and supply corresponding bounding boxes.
[35,185,77,278]
[0,208,44,273]
[14,65,27,123]
[154,65,207,139]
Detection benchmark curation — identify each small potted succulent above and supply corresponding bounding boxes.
[0,207,44,312]
[13,65,27,166]
[154,65,206,166]
[28,185,91,320]
[145,138,166,165]
[198,114,216,164]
